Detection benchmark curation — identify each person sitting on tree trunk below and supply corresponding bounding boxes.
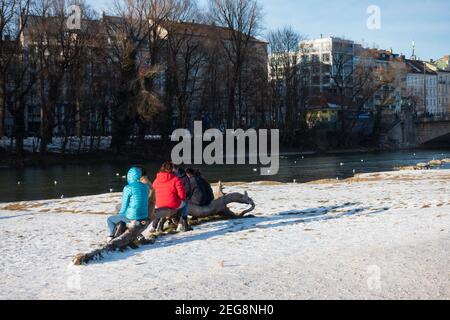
[106,167,150,243]
[152,162,192,232]
[197,170,215,206]
[173,164,191,197]
[185,168,215,207]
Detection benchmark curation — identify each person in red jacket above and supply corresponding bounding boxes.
[152,161,192,232]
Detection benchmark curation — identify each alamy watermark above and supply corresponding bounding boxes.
[367,5,381,30]
[171,121,280,176]
[366,265,382,290]
[66,263,81,290]
[66,5,81,30]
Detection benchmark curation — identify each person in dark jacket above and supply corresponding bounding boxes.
[185,168,214,206]
[185,168,203,206]
[197,171,214,206]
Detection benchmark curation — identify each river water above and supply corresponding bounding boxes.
[0,149,449,203]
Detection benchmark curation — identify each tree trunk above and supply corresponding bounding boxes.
[39,102,54,153]
[13,102,25,155]
[75,99,81,138]
[0,79,6,137]
[72,183,255,266]
[227,73,237,129]
[188,191,255,218]
[72,222,151,266]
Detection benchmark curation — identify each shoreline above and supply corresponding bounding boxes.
[2,154,450,204]
[2,168,450,211]
[2,146,449,169]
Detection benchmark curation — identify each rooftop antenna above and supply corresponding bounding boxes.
[411,40,417,60]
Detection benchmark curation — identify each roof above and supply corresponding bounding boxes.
[22,14,102,41]
[306,93,358,110]
[162,20,267,45]
[23,14,266,45]
[405,59,437,75]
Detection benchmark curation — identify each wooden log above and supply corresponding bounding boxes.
[72,221,151,266]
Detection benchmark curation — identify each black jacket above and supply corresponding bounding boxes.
[187,176,203,206]
[197,176,214,206]
[187,176,214,206]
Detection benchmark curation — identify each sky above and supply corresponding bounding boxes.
[88,0,450,61]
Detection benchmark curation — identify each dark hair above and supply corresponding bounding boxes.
[186,168,200,177]
[133,165,147,176]
[159,161,174,173]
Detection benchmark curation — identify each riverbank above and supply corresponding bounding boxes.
[0,148,370,168]
[0,143,171,168]
[0,169,449,299]
[2,136,435,169]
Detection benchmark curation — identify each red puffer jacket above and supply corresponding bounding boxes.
[153,172,186,210]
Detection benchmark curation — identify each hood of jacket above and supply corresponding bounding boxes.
[127,167,142,184]
[156,171,177,183]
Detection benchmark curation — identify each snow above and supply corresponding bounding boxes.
[0,135,162,153]
[0,136,112,153]
[0,170,449,300]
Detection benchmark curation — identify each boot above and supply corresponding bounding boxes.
[113,221,127,239]
[177,216,193,232]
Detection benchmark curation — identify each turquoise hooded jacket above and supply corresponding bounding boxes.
[119,167,150,221]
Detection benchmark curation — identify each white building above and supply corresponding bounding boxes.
[299,37,363,95]
[437,71,450,115]
[405,60,438,116]
[427,62,450,115]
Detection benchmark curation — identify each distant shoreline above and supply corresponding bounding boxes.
[2,146,448,169]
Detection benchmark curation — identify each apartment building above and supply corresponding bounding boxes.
[298,37,363,95]
[405,60,438,116]
[427,62,450,114]
[435,55,449,71]
[4,14,268,137]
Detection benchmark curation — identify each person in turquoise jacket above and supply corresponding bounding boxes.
[107,167,150,242]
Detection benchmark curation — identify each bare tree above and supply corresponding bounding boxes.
[105,0,162,153]
[330,49,401,146]
[207,0,263,128]
[164,12,210,129]
[6,33,37,154]
[0,0,31,137]
[268,27,309,144]
[25,0,91,153]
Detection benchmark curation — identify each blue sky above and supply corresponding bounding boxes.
[88,0,450,61]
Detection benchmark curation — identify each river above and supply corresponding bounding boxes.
[0,149,449,203]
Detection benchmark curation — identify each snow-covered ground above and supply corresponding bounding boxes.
[0,170,449,300]
[0,136,112,153]
[0,135,163,153]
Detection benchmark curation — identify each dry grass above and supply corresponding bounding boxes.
[1,202,44,211]
[307,179,343,185]
[253,181,286,186]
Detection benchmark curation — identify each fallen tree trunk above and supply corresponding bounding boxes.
[188,191,255,218]
[72,222,151,265]
[72,182,255,266]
